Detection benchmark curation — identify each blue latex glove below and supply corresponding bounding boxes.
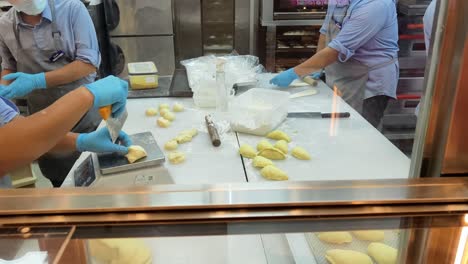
[270,68,299,87]
[76,127,132,155]
[0,72,46,99]
[84,76,128,118]
[0,96,19,126]
[310,70,324,80]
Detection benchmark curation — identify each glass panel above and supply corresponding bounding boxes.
[202,0,234,55]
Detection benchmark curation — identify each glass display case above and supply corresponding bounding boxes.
[202,0,235,55]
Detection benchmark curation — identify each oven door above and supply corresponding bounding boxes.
[273,0,327,20]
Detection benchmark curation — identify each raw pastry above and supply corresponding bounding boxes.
[274,140,289,154]
[159,103,170,110]
[125,146,147,164]
[88,239,152,264]
[325,250,373,264]
[169,151,185,164]
[180,128,198,137]
[253,156,274,168]
[173,103,185,112]
[260,165,288,181]
[267,130,291,142]
[145,107,158,116]
[159,108,170,116]
[258,147,286,160]
[157,117,171,128]
[162,111,176,121]
[291,147,311,160]
[175,133,192,144]
[164,140,178,151]
[352,230,385,242]
[318,232,352,244]
[368,242,397,264]
[239,144,256,159]
[257,139,273,151]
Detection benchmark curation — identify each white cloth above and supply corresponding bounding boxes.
[0,252,48,264]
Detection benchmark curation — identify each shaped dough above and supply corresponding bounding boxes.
[318,232,352,244]
[325,249,373,264]
[257,139,273,151]
[169,151,185,164]
[258,147,286,160]
[181,129,198,137]
[173,103,185,112]
[175,133,192,144]
[159,108,170,116]
[164,140,178,151]
[261,165,288,181]
[145,107,158,116]
[352,230,385,242]
[239,144,256,159]
[157,117,171,128]
[266,130,291,142]
[125,146,147,164]
[274,140,289,154]
[253,156,274,168]
[162,111,176,121]
[368,242,397,264]
[88,239,152,264]
[292,147,311,160]
[159,103,170,110]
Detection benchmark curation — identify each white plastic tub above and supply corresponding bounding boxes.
[230,88,290,136]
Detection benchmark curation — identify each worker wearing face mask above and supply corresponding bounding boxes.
[0,0,102,186]
[271,0,399,129]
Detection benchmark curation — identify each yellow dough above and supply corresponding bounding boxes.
[257,139,273,151]
[368,242,397,264]
[159,103,170,110]
[159,108,170,116]
[175,133,192,144]
[145,107,158,116]
[169,151,185,164]
[253,156,274,168]
[164,140,178,151]
[318,232,352,244]
[173,103,185,112]
[125,145,147,164]
[260,165,288,181]
[162,111,176,121]
[291,147,311,160]
[239,144,256,159]
[352,230,385,242]
[266,130,291,142]
[274,140,289,154]
[157,117,171,128]
[258,147,286,160]
[325,249,373,264]
[180,129,198,137]
[88,239,152,264]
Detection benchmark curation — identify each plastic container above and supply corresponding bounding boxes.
[193,93,217,108]
[229,88,290,136]
[127,62,159,89]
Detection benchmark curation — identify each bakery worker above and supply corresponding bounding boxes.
[0,76,131,187]
[271,0,399,128]
[0,0,102,186]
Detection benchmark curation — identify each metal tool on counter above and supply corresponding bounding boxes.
[99,106,128,142]
[205,115,221,147]
[288,112,351,119]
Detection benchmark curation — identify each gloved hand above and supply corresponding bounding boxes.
[269,68,299,87]
[0,96,19,126]
[84,76,128,118]
[76,127,132,155]
[310,70,324,80]
[0,72,46,99]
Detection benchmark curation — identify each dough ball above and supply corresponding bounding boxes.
[257,139,273,151]
[274,140,289,154]
[317,232,352,244]
[253,156,274,168]
[164,140,178,151]
[157,117,171,128]
[175,133,192,144]
[258,147,286,160]
[145,107,158,116]
[125,145,147,164]
[169,151,185,164]
[352,230,385,242]
[291,147,311,160]
[266,130,291,142]
[159,103,170,110]
[239,144,256,159]
[326,250,372,264]
[180,128,198,137]
[159,108,170,116]
[367,242,397,264]
[173,103,185,112]
[162,111,176,121]
[88,239,152,264]
[260,165,288,181]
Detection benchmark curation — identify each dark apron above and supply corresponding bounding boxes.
[13,0,101,186]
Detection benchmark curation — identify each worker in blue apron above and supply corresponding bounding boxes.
[271,0,399,129]
[0,0,102,186]
[0,76,132,188]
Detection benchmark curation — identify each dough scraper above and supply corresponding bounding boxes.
[99,106,128,142]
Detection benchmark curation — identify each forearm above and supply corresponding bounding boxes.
[49,133,79,154]
[45,60,96,88]
[1,69,14,85]
[0,87,94,174]
[317,34,327,53]
[294,47,339,76]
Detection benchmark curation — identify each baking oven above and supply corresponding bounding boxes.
[273,0,328,20]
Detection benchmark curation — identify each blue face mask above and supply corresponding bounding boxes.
[13,0,47,15]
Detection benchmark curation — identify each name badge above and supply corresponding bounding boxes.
[49,50,65,63]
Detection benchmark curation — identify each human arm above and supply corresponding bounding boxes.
[0,69,14,86]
